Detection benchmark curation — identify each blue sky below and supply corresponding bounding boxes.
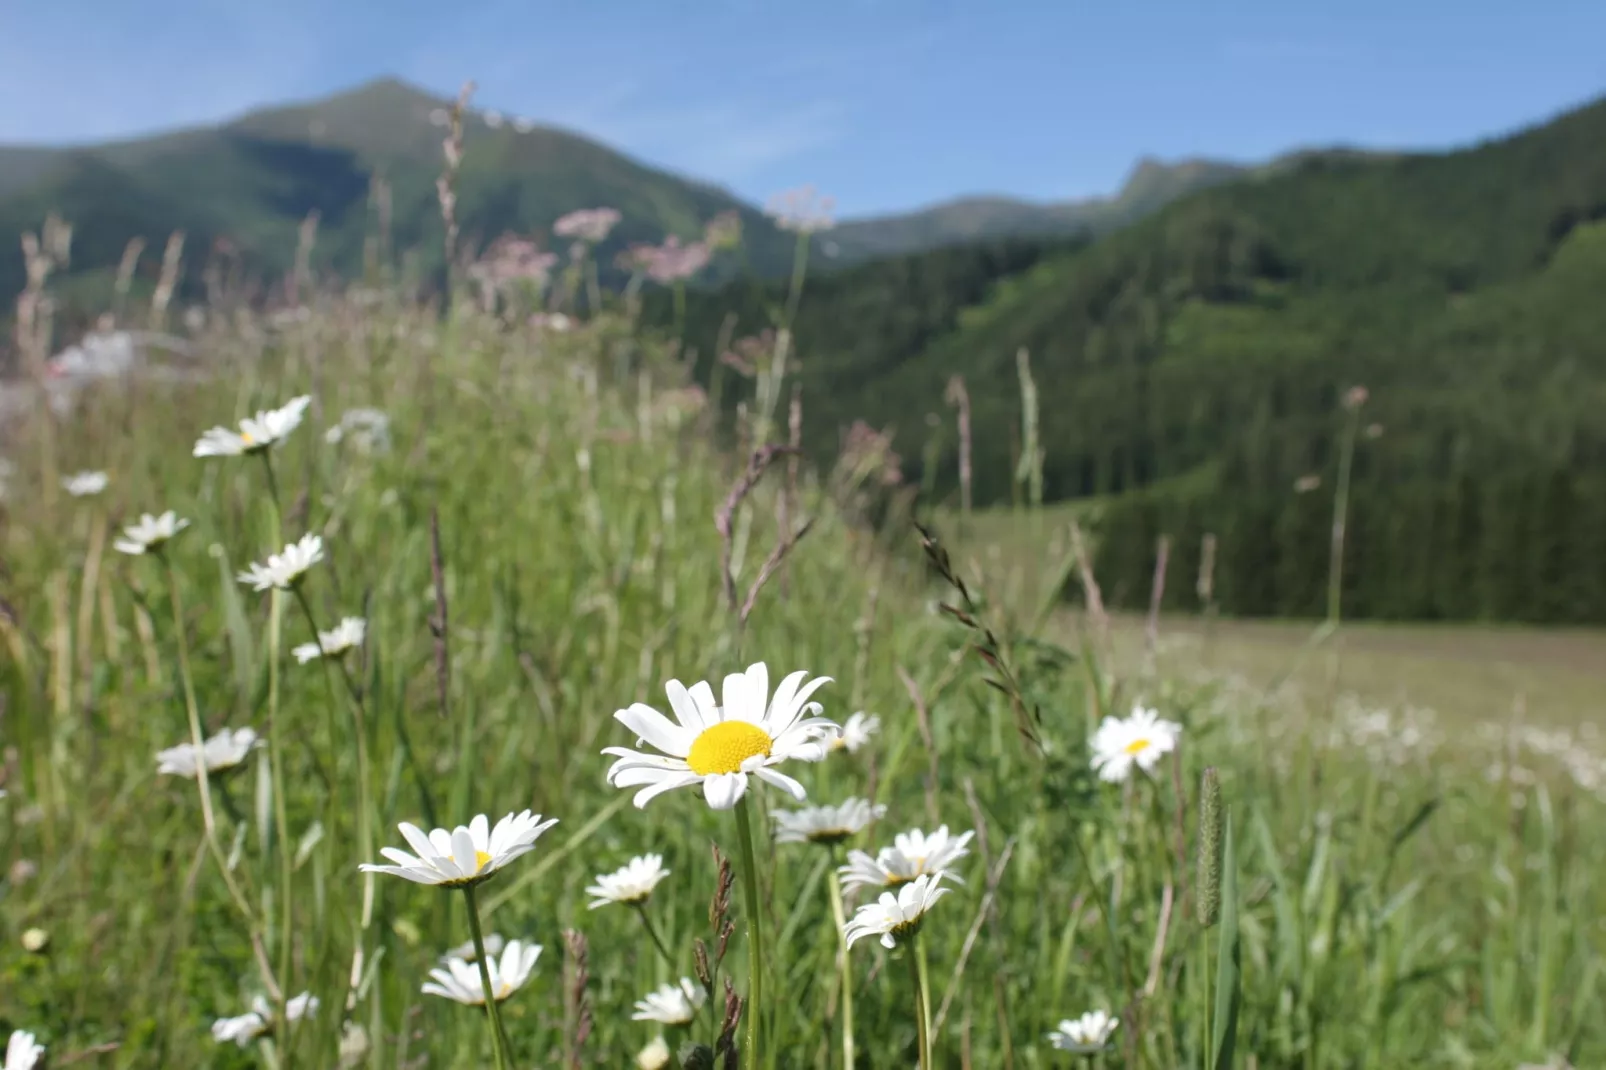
[1,0,1603,217]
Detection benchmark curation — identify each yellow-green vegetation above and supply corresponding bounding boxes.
[1,286,1603,1070]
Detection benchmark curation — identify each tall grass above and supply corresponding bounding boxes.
[0,251,1602,1070]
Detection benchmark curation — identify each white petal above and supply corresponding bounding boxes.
[753,766,807,800]
[702,772,747,810]
[633,772,702,808]
[616,703,693,757]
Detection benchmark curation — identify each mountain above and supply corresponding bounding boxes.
[0,78,807,305]
[659,92,1606,625]
[826,157,1252,259]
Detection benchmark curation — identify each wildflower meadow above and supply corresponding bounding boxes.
[2,99,1604,1070]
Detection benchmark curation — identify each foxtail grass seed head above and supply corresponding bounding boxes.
[114,510,189,555]
[586,853,671,909]
[1046,1009,1118,1053]
[843,872,950,949]
[155,727,259,777]
[632,978,706,1025]
[773,798,886,846]
[292,616,366,663]
[422,939,541,1004]
[827,711,880,754]
[4,1030,43,1070]
[193,395,311,457]
[360,811,558,887]
[237,534,324,591]
[1089,705,1182,783]
[838,825,973,893]
[603,663,838,810]
[61,470,108,497]
[1197,766,1224,928]
[635,1036,672,1070]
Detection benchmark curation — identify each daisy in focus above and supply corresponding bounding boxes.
[4,1030,43,1070]
[843,872,950,949]
[422,939,541,1004]
[838,825,974,893]
[774,798,885,846]
[1089,705,1182,783]
[586,853,670,909]
[156,727,259,777]
[61,470,109,497]
[113,510,190,555]
[210,992,319,1047]
[238,534,324,591]
[360,811,558,887]
[631,978,705,1025]
[441,932,506,963]
[1047,1009,1119,1053]
[293,617,366,663]
[603,662,837,810]
[194,395,311,457]
[829,711,880,754]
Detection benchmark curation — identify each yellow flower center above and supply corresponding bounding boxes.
[240,431,256,445]
[686,720,773,776]
[1123,738,1152,755]
[474,849,493,872]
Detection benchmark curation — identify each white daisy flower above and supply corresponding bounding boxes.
[156,727,259,777]
[603,662,838,810]
[422,939,541,1004]
[829,711,880,754]
[114,510,190,555]
[210,992,318,1047]
[586,853,671,909]
[360,811,558,887]
[194,395,311,457]
[292,617,366,664]
[631,978,705,1025]
[843,872,950,949]
[774,798,886,846]
[838,825,974,893]
[62,470,109,497]
[636,1036,672,1070]
[237,534,324,591]
[1047,1009,1119,1053]
[323,408,392,455]
[441,932,506,963]
[1089,706,1182,783]
[4,1030,44,1070]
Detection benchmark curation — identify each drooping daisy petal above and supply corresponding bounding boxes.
[843,873,950,949]
[586,853,671,909]
[361,811,558,888]
[603,662,838,811]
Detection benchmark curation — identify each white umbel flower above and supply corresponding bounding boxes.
[194,395,311,457]
[156,727,259,777]
[636,1035,673,1070]
[838,825,974,892]
[603,663,837,811]
[422,939,541,1004]
[843,872,950,949]
[114,510,190,555]
[441,932,506,963]
[631,978,705,1025]
[360,811,558,887]
[774,798,885,846]
[210,992,318,1046]
[586,853,670,909]
[1047,1009,1119,1053]
[238,534,324,591]
[4,1030,44,1070]
[829,711,880,754]
[62,470,109,497]
[1089,706,1182,783]
[293,617,365,663]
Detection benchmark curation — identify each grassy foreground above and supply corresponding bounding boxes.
[1,292,1603,1069]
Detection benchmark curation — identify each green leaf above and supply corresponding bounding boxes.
[1211,813,1242,1070]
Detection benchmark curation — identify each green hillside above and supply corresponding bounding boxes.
[0,78,805,305]
[662,93,1606,624]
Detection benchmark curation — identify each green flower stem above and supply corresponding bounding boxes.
[733,795,766,1070]
[633,901,677,970]
[910,930,933,1070]
[825,851,855,1069]
[463,884,513,1070]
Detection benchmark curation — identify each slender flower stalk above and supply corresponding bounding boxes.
[911,931,933,1070]
[733,796,765,1070]
[634,903,677,971]
[825,848,855,1068]
[463,885,514,1069]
